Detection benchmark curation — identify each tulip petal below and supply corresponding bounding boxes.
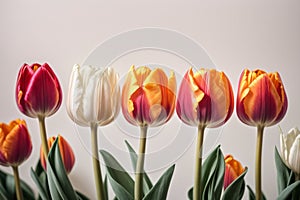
[288,134,300,175]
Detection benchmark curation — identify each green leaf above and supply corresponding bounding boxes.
[201,145,225,200]
[104,175,108,200]
[76,190,90,200]
[277,181,300,200]
[275,147,292,194]
[142,164,175,200]
[187,187,192,200]
[100,150,134,200]
[222,167,248,200]
[247,185,267,200]
[4,174,35,200]
[30,168,50,200]
[47,138,77,200]
[0,182,9,200]
[125,140,153,194]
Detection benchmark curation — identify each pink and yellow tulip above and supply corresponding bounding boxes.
[224,155,245,190]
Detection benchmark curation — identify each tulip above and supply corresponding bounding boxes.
[67,64,120,126]
[280,127,300,178]
[67,64,120,200]
[236,69,288,200]
[121,65,176,200]
[16,63,62,118]
[0,119,32,200]
[15,63,63,162]
[40,135,75,174]
[224,155,245,190]
[176,68,234,200]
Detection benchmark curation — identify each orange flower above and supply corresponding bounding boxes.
[0,119,32,167]
[236,69,288,127]
[224,155,244,189]
[176,68,234,127]
[40,135,75,174]
[121,66,176,126]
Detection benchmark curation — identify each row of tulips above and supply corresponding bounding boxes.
[0,62,299,200]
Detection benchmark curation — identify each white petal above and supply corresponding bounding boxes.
[288,134,300,174]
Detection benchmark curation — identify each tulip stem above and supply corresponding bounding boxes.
[255,125,264,200]
[135,125,148,200]
[12,166,23,200]
[193,125,205,200]
[91,123,105,200]
[38,116,49,160]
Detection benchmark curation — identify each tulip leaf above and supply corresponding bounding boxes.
[142,164,175,200]
[275,147,292,194]
[30,168,49,200]
[187,187,193,200]
[47,138,77,200]
[247,185,267,200]
[0,182,9,200]
[201,145,225,200]
[100,150,134,200]
[76,190,90,200]
[125,140,153,193]
[104,174,108,200]
[277,181,300,200]
[222,167,248,200]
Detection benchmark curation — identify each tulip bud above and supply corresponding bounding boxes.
[40,135,75,174]
[67,64,120,126]
[236,69,288,127]
[176,68,234,127]
[224,155,244,189]
[0,119,32,167]
[16,63,62,118]
[280,127,300,175]
[121,65,176,127]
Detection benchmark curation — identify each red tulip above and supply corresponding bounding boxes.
[122,66,176,126]
[224,155,244,190]
[176,68,234,127]
[0,119,32,167]
[16,63,62,118]
[236,69,288,127]
[40,135,75,174]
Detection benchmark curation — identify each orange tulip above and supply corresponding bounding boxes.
[176,68,234,127]
[224,155,244,189]
[236,69,288,127]
[40,135,75,174]
[0,119,32,167]
[121,65,176,126]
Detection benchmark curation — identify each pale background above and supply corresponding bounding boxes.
[1,1,300,200]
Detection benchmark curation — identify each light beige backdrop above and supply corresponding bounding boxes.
[1,1,300,199]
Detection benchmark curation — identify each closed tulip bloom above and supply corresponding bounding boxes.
[0,119,32,167]
[280,127,300,175]
[16,63,62,118]
[224,155,245,190]
[176,68,234,127]
[236,69,288,127]
[67,64,120,127]
[122,65,176,127]
[40,135,75,174]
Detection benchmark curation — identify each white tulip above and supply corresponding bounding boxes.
[280,127,300,175]
[67,64,120,126]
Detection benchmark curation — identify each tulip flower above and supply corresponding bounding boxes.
[224,155,245,190]
[15,63,63,162]
[121,65,176,200]
[40,135,75,174]
[122,65,176,127]
[280,127,300,178]
[176,68,234,200]
[67,64,120,200]
[0,119,32,200]
[236,69,288,200]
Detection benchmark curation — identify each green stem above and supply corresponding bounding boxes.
[193,125,205,200]
[135,125,148,200]
[12,166,23,200]
[255,125,264,200]
[38,116,49,159]
[91,123,105,200]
